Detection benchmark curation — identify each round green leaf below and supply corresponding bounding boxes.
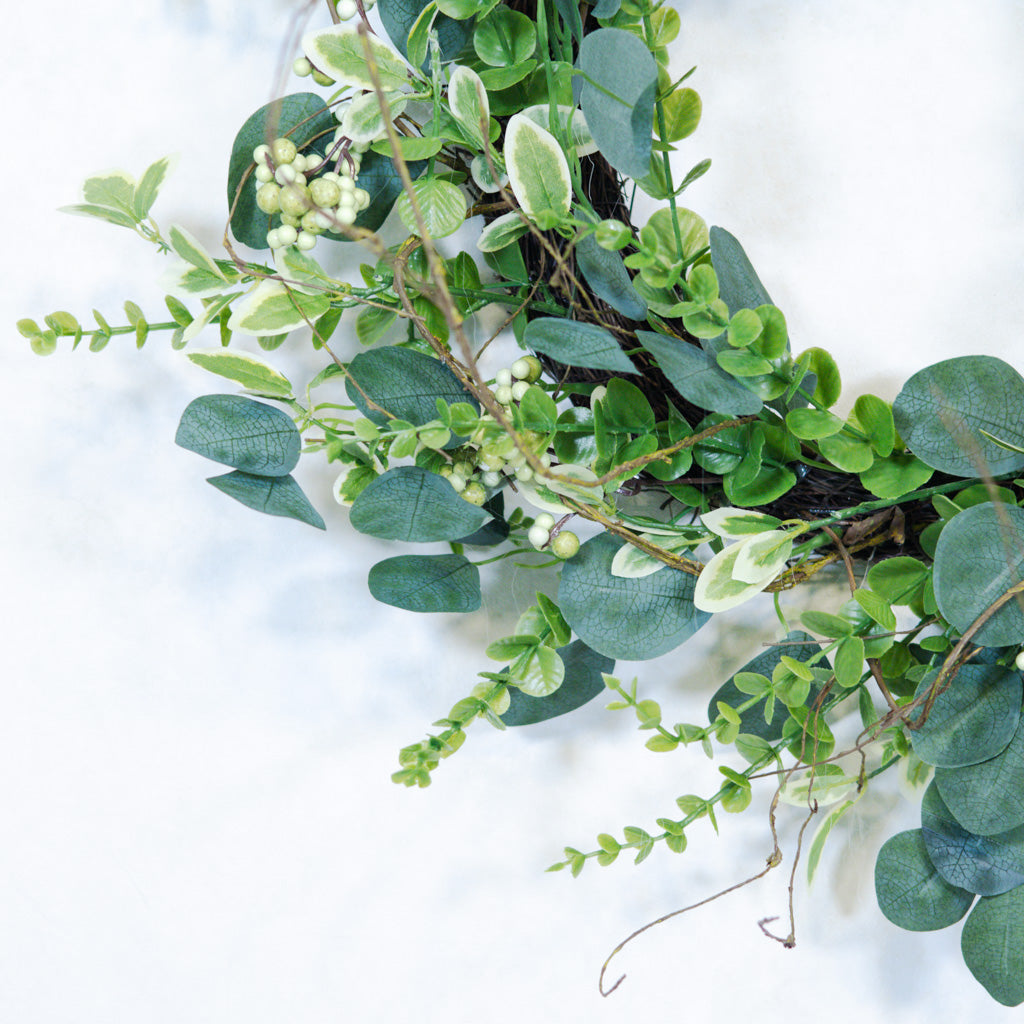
[874,829,974,931]
[962,886,1024,1005]
[395,178,468,238]
[933,502,1024,647]
[558,534,709,661]
[858,452,933,500]
[852,393,895,457]
[501,640,614,726]
[935,709,1024,836]
[368,553,481,613]
[350,466,490,542]
[658,86,701,143]
[175,394,300,476]
[473,8,536,67]
[911,661,1022,767]
[893,355,1024,477]
[921,781,1024,897]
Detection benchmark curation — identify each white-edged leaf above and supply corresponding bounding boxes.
[226,280,331,337]
[701,507,783,539]
[275,245,340,294]
[732,530,794,585]
[609,531,699,579]
[448,64,489,149]
[81,169,136,213]
[477,209,529,251]
[169,224,228,280]
[133,155,175,219]
[160,261,233,300]
[302,24,410,92]
[517,464,601,514]
[504,113,571,229]
[807,798,859,884]
[395,178,467,238]
[182,292,241,344]
[520,104,597,156]
[187,350,294,398]
[470,153,508,192]
[694,536,776,613]
[340,90,408,145]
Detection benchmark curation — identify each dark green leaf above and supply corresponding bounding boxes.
[501,640,614,726]
[175,394,300,475]
[378,0,470,64]
[921,781,1024,896]
[935,710,1024,836]
[893,355,1024,477]
[226,93,336,250]
[933,502,1024,647]
[553,0,583,40]
[368,553,481,612]
[636,330,762,415]
[911,661,1022,767]
[557,534,709,660]
[707,631,825,742]
[961,886,1024,1005]
[350,466,490,541]
[574,232,647,321]
[523,318,637,374]
[874,829,974,931]
[455,492,509,546]
[206,471,325,529]
[346,347,477,447]
[577,29,657,179]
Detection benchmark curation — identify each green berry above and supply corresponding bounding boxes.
[271,137,297,165]
[255,165,274,183]
[311,69,336,87]
[253,144,271,165]
[309,177,342,209]
[550,530,580,559]
[300,210,325,233]
[494,384,513,405]
[256,182,281,214]
[461,481,486,505]
[280,213,301,228]
[279,183,310,217]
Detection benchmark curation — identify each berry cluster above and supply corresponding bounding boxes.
[253,137,370,252]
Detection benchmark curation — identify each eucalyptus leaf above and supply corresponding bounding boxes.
[523,318,637,374]
[558,534,709,661]
[502,640,614,726]
[368,553,481,612]
[577,29,657,179]
[709,225,773,316]
[345,346,476,443]
[206,470,325,529]
[378,0,470,63]
[350,466,490,541]
[935,709,1024,836]
[893,356,1024,477]
[636,329,763,415]
[921,781,1024,897]
[933,502,1024,647]
[961,886,1024,1005]
[874,829,974,931]
[911,661,1023,767]
[175,394,300,476]
[574,232,647,321]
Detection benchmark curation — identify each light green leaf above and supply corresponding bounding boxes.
[798,347,842,408]
[961,887,1024,1005]
[731,530,794,585]
[523,318,637,374]
[609,531,706,579]
[558,534,709,661]
[476,210,529,251]
[893,355,1024,477]
[370,135,446,161]
[658,87,701,142]
[206,470,324,529]
[58,203,138,229]
[504,114,571,229]
[785,408,844,440]
[132,156,174,220]
[858,452,933,499]
[818,431,875,472]
[226,280,330,337]
[874,829,974,931]
[501,640,614,726]
[186,350,293,398]
[302,24,410,92]
[448,64,489,149]
[175,394,300,476]
[693,534,784,612]
[807,798,858,884]
[81,169,136,214]
[933,502,1024,647]
[395,178,468,238]
[852,393,896,457]
[368,553,481,613]
[473,7,536,67]
[161,262,232,300]
[512,644,565,697]
[519,104,597,156]
[350,466,489,541]
[169,225,227,280]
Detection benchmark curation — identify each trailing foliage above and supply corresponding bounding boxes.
[23,0,1024,1004]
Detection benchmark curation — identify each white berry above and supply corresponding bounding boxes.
[296,231,317,251]
[495,368,513,388]
[293,57,313,77]
[511,381,530,401]
[528,525,550,549]
[533,513,556,531]
[336,0,359,18]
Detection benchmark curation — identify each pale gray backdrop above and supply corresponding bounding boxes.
[4,1,1023,1020]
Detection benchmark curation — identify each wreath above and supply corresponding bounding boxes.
[19,0,1024,1006]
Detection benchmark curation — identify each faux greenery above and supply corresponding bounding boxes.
[20,0,1024,1005]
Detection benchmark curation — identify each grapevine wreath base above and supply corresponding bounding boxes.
[19,0,1024,1006]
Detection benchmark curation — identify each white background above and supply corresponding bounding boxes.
[4,1,1024,1020]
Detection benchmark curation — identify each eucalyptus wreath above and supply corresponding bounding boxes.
[18,0,1024,1005]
